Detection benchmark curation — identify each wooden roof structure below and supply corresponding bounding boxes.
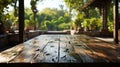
[82,0,119,44]
[82,0,112,9]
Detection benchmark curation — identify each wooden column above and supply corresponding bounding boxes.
[113,0,119,44]
[101,7,108,32]
[19,0,25,43]
[101,1,109,32]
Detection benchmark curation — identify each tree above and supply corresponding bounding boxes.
[30,0,43,30]
[38,8,72,31]
[0,0,13,34]
[37,13,46,29]
[11,0,18,17]
[64,0,84,12]
[64,0,113,32]
[25,8,33,20]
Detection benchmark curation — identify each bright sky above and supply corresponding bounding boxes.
[8,0,68,12]
[28,0,67,10]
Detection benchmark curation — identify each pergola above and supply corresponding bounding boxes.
[82,0,111,33]
[82,0,119,44]
[18,0,119,44]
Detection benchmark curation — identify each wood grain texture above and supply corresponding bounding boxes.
[0,34,120,63]
[32,35,59,63]
[59,35,78,63]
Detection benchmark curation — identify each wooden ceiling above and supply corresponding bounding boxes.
[82,0,112,10]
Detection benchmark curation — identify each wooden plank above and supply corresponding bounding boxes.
[75,35,111,62]
[0,44,24,63]
[67,35,94,63]
[5,35,49,63]
[31,35,59,63]
[59,35,79,63]
[1,34,119,63]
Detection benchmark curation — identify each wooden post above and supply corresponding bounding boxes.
[101,7,108,32]
[113,0,119,44]
[19,0,25,43]
[101,1,109,33]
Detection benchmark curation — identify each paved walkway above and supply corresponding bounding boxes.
[94,37,113,43]
[0,34,120,63]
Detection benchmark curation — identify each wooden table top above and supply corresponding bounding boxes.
[0,34,120,63]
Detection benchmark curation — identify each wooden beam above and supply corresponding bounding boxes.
[100,1,112,33]
[19,0,25,43]
[113,0,119,44]
[101,6,108,32]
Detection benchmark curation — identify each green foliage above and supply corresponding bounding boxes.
[45,20,55,30]
[82,18,101,31]
[25,19,30,28]
[58,23,70,30]
[64,0,83,12]
[88,8,100,18]
[0,0,12,11]
[1,0,114,33]
[25,8,33,20]
[38,8,71,31]
[74,13,84,28]
[108,21,113,32]
[39,21,47,30]
[0,0,12,20]
[70,21,75,29]
[64,0,114,32]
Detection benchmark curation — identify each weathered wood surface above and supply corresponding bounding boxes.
[59,35,78,63]
[31,35,59,63]
[0,34,120,63]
